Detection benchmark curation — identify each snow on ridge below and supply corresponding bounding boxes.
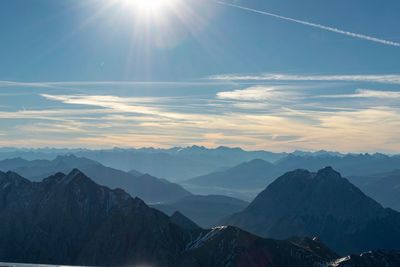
[186,226,228,250]
[329,256,351,266]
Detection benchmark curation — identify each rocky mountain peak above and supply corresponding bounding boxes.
[225,167,400,254]
[170,211,200,230]
[0,171,28,187]
[315,166,342,180]
[63,168,93,184]
[42,172,66,184]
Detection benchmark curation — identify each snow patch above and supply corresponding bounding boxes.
[329,256,351,266]
[186,226,228,250]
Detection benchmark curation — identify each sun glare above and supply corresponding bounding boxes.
[121,0,176,13]
[103,0,212,49]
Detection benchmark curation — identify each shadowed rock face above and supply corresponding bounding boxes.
[182,226,340,267]
[1,169,400,267]
[225,167,400,255]
[152,194,249,228]
[170,211,201,231]
[0,169,189,266]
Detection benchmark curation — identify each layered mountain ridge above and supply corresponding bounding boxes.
[0,155,190,203]
[1,169,398,266]
[185,154,400,203]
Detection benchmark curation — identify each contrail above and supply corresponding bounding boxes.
[217,1,400,47]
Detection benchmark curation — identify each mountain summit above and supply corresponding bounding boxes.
[225,167,400,254]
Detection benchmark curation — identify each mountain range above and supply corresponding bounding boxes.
[0,147,287,181]
[185,154,400,204]
[275,153,400,177]
[225,167,400,255]
[1,169,399,267]
[0,147,350,181]
[2,148,400,183]
[0,155,190,203]
[0,155,254,226]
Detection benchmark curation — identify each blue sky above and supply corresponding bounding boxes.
[0,0,400,152]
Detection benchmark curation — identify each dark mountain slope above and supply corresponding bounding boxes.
[0,170,188,266]
[152,194,248,228]
[182,226,336,267]
[329,251,400,266]
[170,211,201,231]
[225,167,400,254]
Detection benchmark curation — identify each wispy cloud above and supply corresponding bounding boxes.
[37,92,400,151]
[320,89,400,99]
[40,94,208,121]
[216,86,295,101]
[0,80,228,89]
[209,73,400,84]
[0,108,113,120]
[16,121,88,134]
[2,86,400,152]
[217,1,400,47]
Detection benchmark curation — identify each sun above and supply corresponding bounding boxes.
[102,0,212,49]
[120,0,177,13]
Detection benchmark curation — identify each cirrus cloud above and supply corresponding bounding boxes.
[209,73,400,84]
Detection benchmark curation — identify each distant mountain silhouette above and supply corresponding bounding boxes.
[3,169,396,266]
[0,157,33,170]
[71,146,288,181]
[291,150,345,157]
[128,169,143,177]
[350,169,400,212]
[2,147,400,183]
[0,147,289,181]
[186,159,277,189]
[225,167,400,254]
[0,155,100,176]
[152,194,248,228]
[275,153,400,177]
[0,155,190,203]
[184,153,400,200]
